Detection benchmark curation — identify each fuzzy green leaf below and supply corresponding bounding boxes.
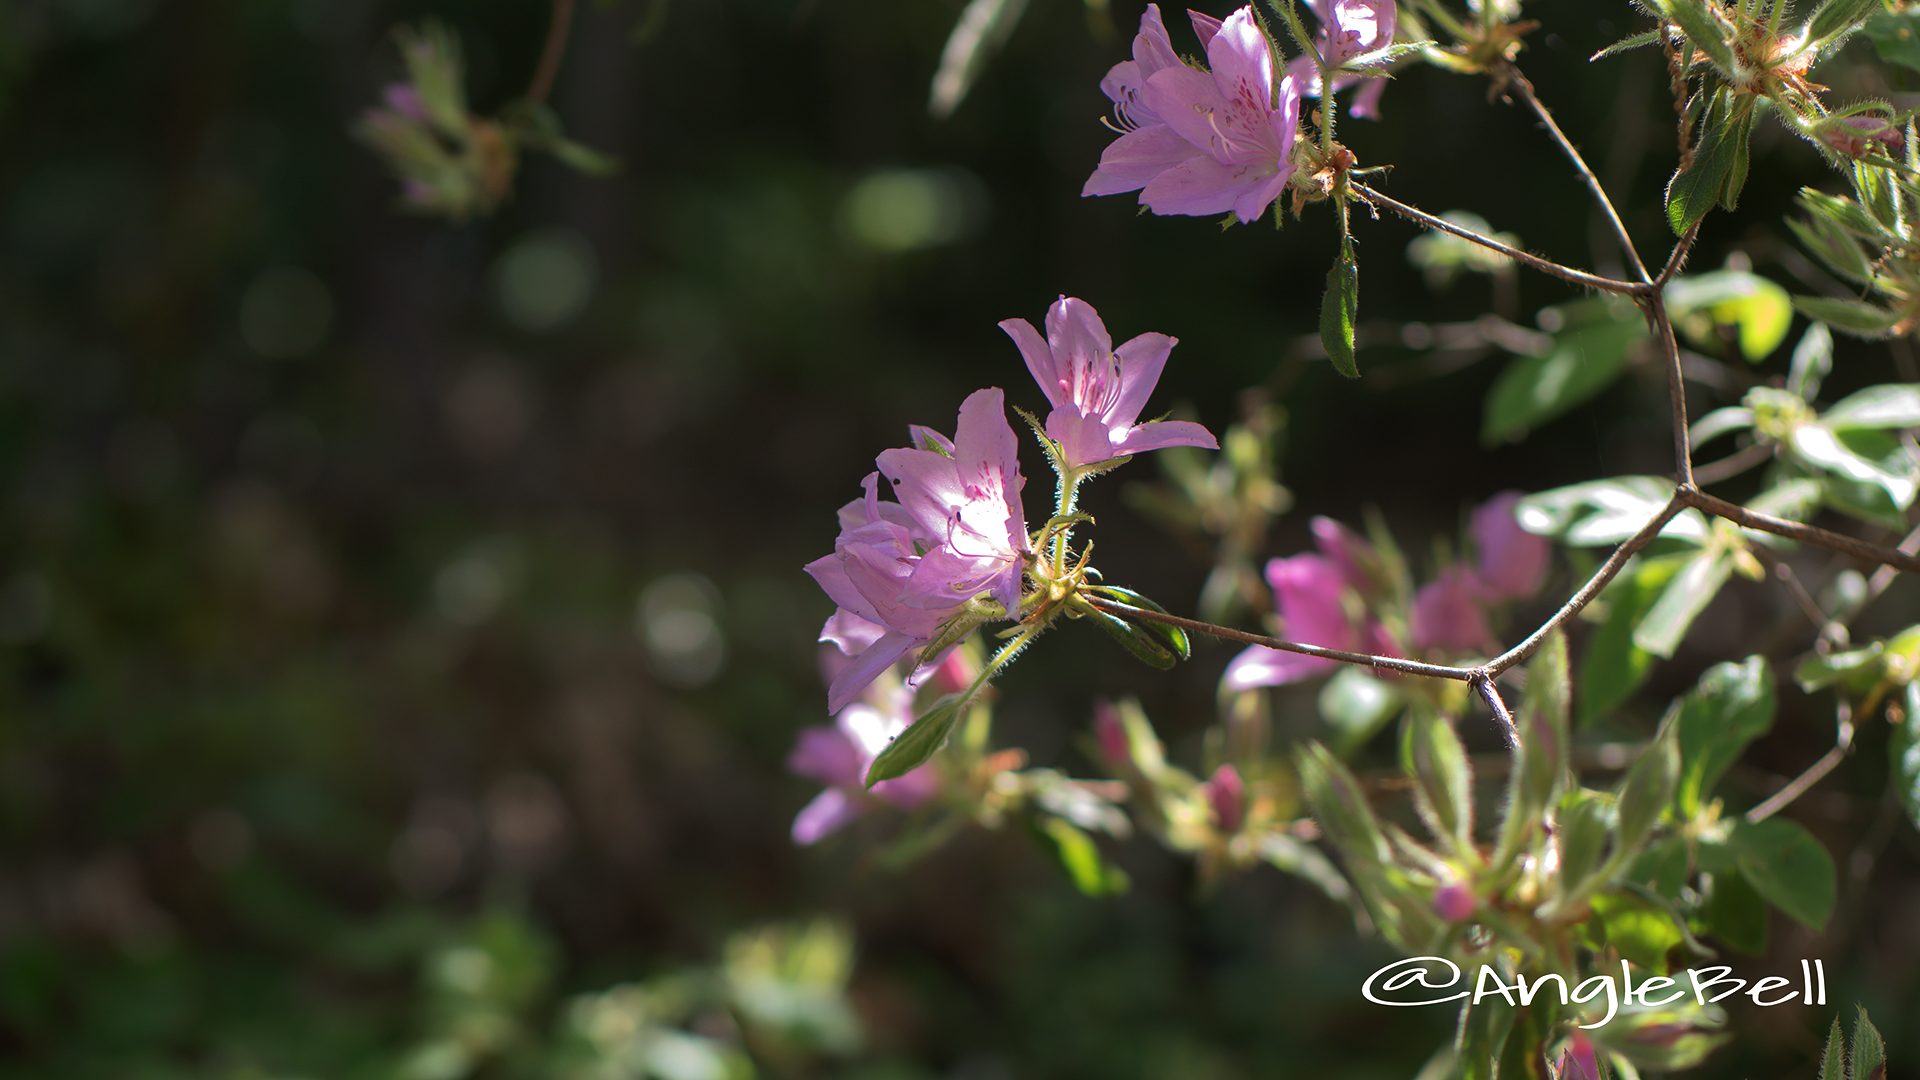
[865,695,964,787]
[1321,251,1360,378]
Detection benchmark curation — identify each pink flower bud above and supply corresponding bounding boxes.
[1557,1031,1599,1080]
[382,83,430,123]
[1432,880,1477,923]
[1094,701,1131,765]
[1205,764,1245,834]
[1820,114,1905,159]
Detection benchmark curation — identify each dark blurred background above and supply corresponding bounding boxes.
[1,0,1916,1075]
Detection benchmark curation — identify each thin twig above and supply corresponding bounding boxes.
[1083,598,1481,682]
[1498,62,1651,283]
[1474,677,1521,748]
[526,0,577,105]
[1489,495,1690,675]
[1747,701,1855,823]
[1656,222,1700,287]
[1646,293,1694,487]
[1691,441,1774,486]
[1350,183,1648,297]
[1683,489,1920,574]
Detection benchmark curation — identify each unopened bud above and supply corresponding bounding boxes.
[1432,880,1477,923]
[1557,1031,1600,1080]
[1094,701,1131,765]
[1205,764,1245,834]
[1819,114,1905,159]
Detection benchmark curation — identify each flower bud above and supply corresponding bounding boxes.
[1557,1031,1600,1080]
[930,647,977,696]
[1818,114,1905,159]
[1094,700,1131,766]
[1205,764,1245,835]
[1431,880,1477,923]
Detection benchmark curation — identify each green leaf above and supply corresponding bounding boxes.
[1320,250,1360,378]
[1790,323,1835,401]
[1807,0,1884,51]
[1823,384,1920,430]
[865,695,964,787]
[1893,682,1920,835]
[1819,1015,1847,1080]
[1591,28,1663,61]
[1579,554,1686,725]
[1456,999,1516,1080]
[1690,406,1755,447]
[1851,1006,1887,1080]
[1791,424,1918,510]
[1730,817,1837,930]
[1670,657,1776,819]
[1516,475,1708,547]
[1699,865,1769,954]
[1666,270,1793,361]
[1320,668,1403,753]
[1625,836,1693,899]
[1632,548,1733,660]
[1788,213,1879,288]
[1793,296,1905,339]
[1588,889,1687,970]
[1088,605,1178,670]
[1555,790,1612,893]
[1481,306,1645,444]
[1652,0,1737,77]
[1615,722,1679,857]
[1497,633,1570,866]
[1867,9,1920,75]
[1667,90,1743,235]
[1085,586,1190,660]
[1405,710,1475,854]
[1258,833,1353,903]
[1033,817,1129,896]
[1299,742,1391,868]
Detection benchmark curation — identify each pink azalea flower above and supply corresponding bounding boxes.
[1000,296,1217,469]
[1470,491,1549,601]
[1085,6,1303,224]
[805,388,1029,713]
[1285,0,1397,120]
[1557,1031,1600,1080]
[1223,549,1397,690]
[787,686,940,846]
[1093,700,1132,766]
[1411,565,1496,656]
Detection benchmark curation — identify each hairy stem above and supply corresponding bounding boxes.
[1498,62,1651,283]
[1350,182,1648,296]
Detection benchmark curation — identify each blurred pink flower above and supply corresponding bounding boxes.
[1470,491,1549,600]
[1000,297,1217,469]
[1432,880,1477,923]
[1085,6,1302,223]
[1820,114,1905,159]
[788,691,939,846]
[1094,700,1132,766]
[1412,565,1496,656]
[1224,543,1398,691]
[1557,1031,1600,1080]
[1286,0,1397,120]
[805,388,1028,712]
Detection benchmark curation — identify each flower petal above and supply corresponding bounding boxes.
[792,788,862,845]
[1083,125,1202,197]
[1206,8,1274,118]
[1112,418,1217,456]
[825,631,917,714]
[1139,154,1251,217]
[788,724,865,787]
[1109,331,1176,427]
[1223,643,1333,690]
[999,318,1064,408]
[1044,297,1113,370]
[1046,405,1118,470]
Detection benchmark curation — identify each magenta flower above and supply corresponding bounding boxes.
[1085,6,1303,224]
[1000,297,1217,470]
[1470,491,1549,600]
[788,690,940,845]
[1223,548,1397,690]
[1094,700,1132,766]
[1286,0,1397,120]
[1557,1031,1600,1080]
[1412,565,1496,656]
[805,388,1029,713]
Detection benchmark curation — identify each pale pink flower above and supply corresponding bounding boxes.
[805,389,1029,712]
[1285,0,1397,120]
[1412,565,1496,656]
[1223,549,1398,690]
[788,685,939,845]
[1000,296,1217,469]
[1086,6,1303,223]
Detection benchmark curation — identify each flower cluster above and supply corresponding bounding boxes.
[1224,492,1548,689]
[1084,5,1303,223]
[1289,0,1398,121]
[804,389,1029,713]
